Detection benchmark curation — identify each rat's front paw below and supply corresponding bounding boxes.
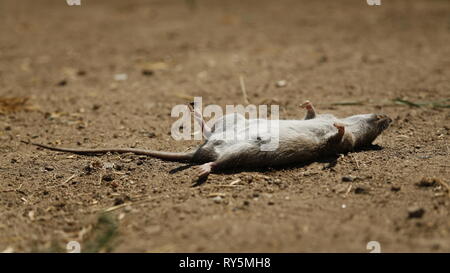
[195,162,214,179]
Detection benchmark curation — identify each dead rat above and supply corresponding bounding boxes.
[27,100,392,181]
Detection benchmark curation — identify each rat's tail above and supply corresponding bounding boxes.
[27,142,194,162]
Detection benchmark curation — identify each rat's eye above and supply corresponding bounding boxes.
[213,140,224,146]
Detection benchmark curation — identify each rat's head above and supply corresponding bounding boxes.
[344,113,392,147]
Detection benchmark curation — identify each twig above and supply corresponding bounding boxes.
[331,101,365,106]
[1,184,24,193]
[102,196,156,213]
[63,173,78,185]
[351,154,360,169]
[393,98,421,108]
[45,173,79,189]
[239,75,249,105]
[344,185,353,198]
[207,192,227,197]
[104,203,130,212]
[98,171,104,185]
[229,178,242,186]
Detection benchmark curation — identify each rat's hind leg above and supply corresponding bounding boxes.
[188,102,211,139]
[301,100,317,120]
[333,122,345,139]
[327,122,346,144]
[328,123,355,151]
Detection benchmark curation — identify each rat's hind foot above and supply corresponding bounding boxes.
[328,122,355,151]
[333,122,345,138]
[327,122,346,144]
[301,100,316,120]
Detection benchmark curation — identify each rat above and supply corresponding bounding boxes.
[28,100,392,180]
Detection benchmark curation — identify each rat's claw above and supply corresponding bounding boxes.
[301,100,312,109]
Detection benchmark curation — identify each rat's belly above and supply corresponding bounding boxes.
[213,133,324,169]
[209,118,336,168]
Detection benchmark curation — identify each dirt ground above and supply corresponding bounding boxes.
[0,0,449,253]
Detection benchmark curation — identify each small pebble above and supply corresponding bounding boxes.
[318,55,328,63]
[408,206,425,219]
[57,79,67,86]
[118,213,126,221]
[142,69,154,76]
[103,162,115,170]
[83,164,94,174]
[354,186,368,194]
[77,70,86,76]
[114,197,125,205]
[416,177,438,188]
[212,196,223,204]
[102,173,115,182]
[114,73,128,81]
[342,176,355,182]
[275,80,287,88]
[114,164,124,171]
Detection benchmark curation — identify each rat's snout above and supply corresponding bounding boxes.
[373,114,392,130]
[374,114,392,122]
